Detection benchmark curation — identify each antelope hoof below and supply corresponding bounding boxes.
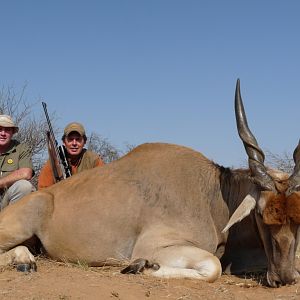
[16,262,37,272]
[121,258,160,274]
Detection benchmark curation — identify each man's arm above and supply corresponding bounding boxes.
[0,167,33,189]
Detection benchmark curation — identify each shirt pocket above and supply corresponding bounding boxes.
[1,155,18,175]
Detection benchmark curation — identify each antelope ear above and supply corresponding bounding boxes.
[222,194,256,233]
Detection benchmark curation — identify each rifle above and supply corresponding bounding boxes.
[42,102,72,182]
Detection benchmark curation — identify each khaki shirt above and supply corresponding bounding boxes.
[0,140,34,178]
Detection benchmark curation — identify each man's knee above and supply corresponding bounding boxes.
[12,180,35,195]
[5,180,35,206]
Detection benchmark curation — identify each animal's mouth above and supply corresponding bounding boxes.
[267,270,298,287]
[267,271,282,287]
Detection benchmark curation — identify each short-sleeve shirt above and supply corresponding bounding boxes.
[0,140,34,178]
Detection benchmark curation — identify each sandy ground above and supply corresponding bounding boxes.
[0,257,300,300]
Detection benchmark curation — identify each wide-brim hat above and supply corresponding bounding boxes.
[63,122,86,137]
[0,115,19,133]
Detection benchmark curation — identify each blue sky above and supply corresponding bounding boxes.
[1,1,299,167]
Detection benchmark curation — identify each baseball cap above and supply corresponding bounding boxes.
[0,115,19,133]
[63,122,86,137]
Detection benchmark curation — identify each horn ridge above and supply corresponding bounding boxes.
[235,79,265,163]
[235,79,276,192]
[287,140,300,195]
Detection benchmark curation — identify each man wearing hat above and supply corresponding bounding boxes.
[38,122,104,189]
[0,115,35,209]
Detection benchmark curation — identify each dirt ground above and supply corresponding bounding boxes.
[0,257,300,300]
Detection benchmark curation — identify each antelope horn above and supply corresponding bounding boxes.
[287,140,300,195]
[235,79,276,192]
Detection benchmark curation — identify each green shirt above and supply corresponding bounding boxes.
[0,140,34,178]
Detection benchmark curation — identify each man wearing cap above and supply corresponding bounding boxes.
[38,122,104,189]
[0,115,35,209]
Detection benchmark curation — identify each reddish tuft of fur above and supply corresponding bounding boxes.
[287,192,300,224]
[263,193,286,225]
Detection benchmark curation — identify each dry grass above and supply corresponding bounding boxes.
[1,257,300,300]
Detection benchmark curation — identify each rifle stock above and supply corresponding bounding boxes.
[42,102,72,182]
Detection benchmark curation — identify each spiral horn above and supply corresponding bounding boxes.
[235,79,276,192]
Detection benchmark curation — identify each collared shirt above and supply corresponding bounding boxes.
[0,140,34,178]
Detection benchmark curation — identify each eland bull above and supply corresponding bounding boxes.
[0,80,299,287]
